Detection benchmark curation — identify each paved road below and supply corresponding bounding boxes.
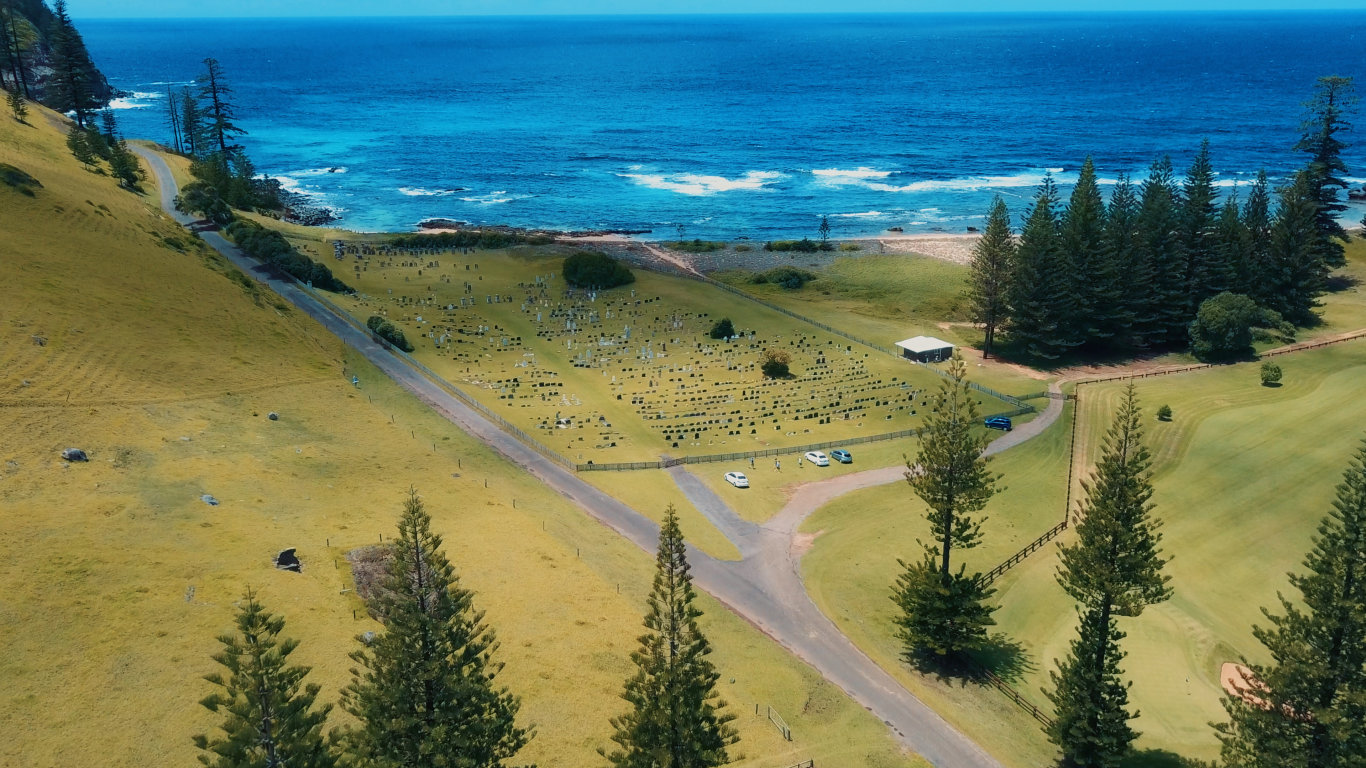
[133,145,1020,768]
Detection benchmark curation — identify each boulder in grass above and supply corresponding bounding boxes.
[61,448,88,462]
[267,412,279,421]
[274,548,301,573]
[201,494,220,506]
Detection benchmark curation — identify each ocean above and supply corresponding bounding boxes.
[79,13,1366,239]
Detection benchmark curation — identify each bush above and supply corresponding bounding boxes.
[764,238,819,253]
[388,230,552,249]
[1189,292,1281,361]
[366,315,415,353]
[838,242,862,251]
[751,266,817,290]
[734,244,753,253]
[1260,362,1283,386]
[176,181,235,227]
[760,348,792,379]
[562,250,635,289]
[708,318,735,340]
[1157,404,1172,422]
[224,219,351,293]
[669,239,726,253]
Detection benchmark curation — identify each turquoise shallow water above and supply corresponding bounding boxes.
[81,13,1366,237]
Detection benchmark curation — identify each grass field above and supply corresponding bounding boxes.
[715,254,1053,397]
[799,334,1366,766]
[1,107,928,768]
[306,245,1010,464]
[800,401,1074,768]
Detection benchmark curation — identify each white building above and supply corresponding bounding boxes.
[895,335,954,363]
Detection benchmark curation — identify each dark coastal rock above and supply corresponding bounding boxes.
[61,448,88,462]
[887,226,904,233]
[966,226,980,233]
[418,218,468,230]
[1348,186,1366,201]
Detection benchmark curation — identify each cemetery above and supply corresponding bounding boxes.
[331,247,1012,462]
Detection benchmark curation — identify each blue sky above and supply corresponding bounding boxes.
[68,0,1366,18]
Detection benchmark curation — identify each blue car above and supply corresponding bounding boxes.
[984,416,1013,432]
[830,449,853,463]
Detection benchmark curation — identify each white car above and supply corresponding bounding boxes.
[724,471,750,488]
[804,451,830,467]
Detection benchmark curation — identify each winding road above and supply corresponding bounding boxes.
[133,145,1065,768]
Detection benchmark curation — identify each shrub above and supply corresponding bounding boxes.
[734,244,753,253]
[764,238,819,253]
[760,348,792,379]
[839,242,862,251]
[388,230,552,249]
[1189,292,1281,361]
[670,239,726,253]
[176,181,235,227]
[708,317,735,339]
[1260,362,1283,386]
[1156,404,1172,422]
[751,266,817,290]
[224,219,351,293]
[366,315,414,353]
[562,250,634,289]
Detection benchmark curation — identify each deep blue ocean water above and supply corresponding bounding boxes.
[80,13,1366,238]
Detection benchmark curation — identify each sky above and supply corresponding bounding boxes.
[68,0,1366,19]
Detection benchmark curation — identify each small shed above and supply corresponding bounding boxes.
[895,335,954,363]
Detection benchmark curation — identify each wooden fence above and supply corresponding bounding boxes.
[979,667,1055,728]
[980,519,1069,586]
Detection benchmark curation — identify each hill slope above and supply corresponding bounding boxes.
[0,106,926,767]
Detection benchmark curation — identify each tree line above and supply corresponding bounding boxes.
[968,76,1358,362]
[193,493,737,768]
[894,352,1366,767]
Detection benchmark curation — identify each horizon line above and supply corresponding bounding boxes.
[75,8,1366,20]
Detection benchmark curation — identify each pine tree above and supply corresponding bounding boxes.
[1266,171,1328,326]
[165,85,182,152]
[109,139,143,190]
[1215,194,1251,299]
[1008,174,1074,359]
[1045,605,1136,768]
[1183,140,1231,308]
[1047,384,1171,767]
[603,504,738,768]
[967,196,1015,357]
[892,350,999,662]
[1214,440,1366,768]
[1134,157,1187,347]
[66,125,96,169]
[0,2,32,99]
[192,588,336,768]
[1295,75,1357,270]
[181,87,204,157]
[47,0,97,126]
[341,489,531,768]
[6,87,25,122]
[198,57,246,157]
[1100,173,1142,347]
[1240,171,1274,302]
[1062,157,1107,347]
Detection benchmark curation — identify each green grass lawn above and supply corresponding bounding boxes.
[799,402,1074,768]
[801,337,1366,766]
[320,249,1001,464]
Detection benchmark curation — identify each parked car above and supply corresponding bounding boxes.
[724,471,750,488]
[830,449,853,463]
[804,450,830,467]
[984,416,1013,432]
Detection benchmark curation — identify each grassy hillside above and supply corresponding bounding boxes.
[1,107,927,768]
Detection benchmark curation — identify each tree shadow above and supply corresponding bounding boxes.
[1119,747,1205,768]
[903,633,1037,686]
[1324,271,1361,293]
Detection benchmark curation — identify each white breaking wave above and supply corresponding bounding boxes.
[399,187,463,197]
[811,167,894,181]
[834,210,886,218]
[459,191,534,205]
[293,167,348,177]
[107,91,162,109]
[618,170,784,196]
